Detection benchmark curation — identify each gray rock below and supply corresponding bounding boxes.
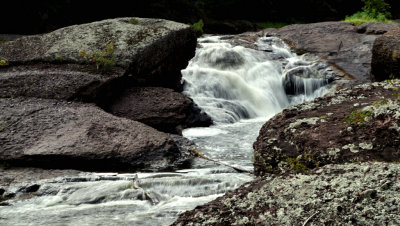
[0,17,196,104]
[0,97,186,171]
[264,22,399,83]
[174,162,400,225]
[109,87,212,134]
[253,80,400,176]
[371,25,400,81]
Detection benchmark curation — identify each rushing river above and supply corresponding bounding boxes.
[0,36,333,226]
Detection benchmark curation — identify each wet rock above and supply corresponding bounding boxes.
[371,26,400,81]
[0,17,196,105]
[264,22,399,83]
[173,162,400,225]
[109,87,212,134]
[253,80,400,175]
[0,97,187,171]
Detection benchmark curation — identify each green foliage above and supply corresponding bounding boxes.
[345,108,372,126]
[362,0,391,18]
[129,18,138,25]
[79,42,116,70]
[344,0,393,25]
[0,59,8,66]
[286,157,308,173]
[192,19,204,36]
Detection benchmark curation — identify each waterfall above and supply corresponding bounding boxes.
[182,36,333,123]
[0,35,335,226]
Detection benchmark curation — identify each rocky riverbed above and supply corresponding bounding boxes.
[1,18,400,225]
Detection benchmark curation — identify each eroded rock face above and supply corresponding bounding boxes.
[253,80,400,176]
[0,17,196,104]
[109,87,212,134]
[0,97,187,171]
[173,162,400,225]
[264,22,399,83]
[371,26,400,81]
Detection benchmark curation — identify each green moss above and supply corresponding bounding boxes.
[286,157,308,173]
[129,18,138,25]
[0,59,9,66]
[253,151,272,172]
[79,42,116,70]
[345,108,372,126]
[0,122,7,132]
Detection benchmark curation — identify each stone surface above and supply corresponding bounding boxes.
[0,97,187,171]
[109,87,212,134]
[253,80,400,176]
[263,22,399,83]
[0,17,196,105]
[371,26,400,81]
[174,162,400,225]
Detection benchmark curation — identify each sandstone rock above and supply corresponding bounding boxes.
[174,162,400,225]
[253,80,400,176]
[109,87,212,134]
[0,17,196,104]
[0,97,188,171]
[371,26,400,81]
[264,22,399,83]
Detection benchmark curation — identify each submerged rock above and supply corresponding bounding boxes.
[0,97,187,171]
[174,162,400,225]
[371,26,400,81]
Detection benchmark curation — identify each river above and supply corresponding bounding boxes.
[0,35,333,226]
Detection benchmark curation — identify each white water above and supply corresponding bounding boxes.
[0,36,332,226]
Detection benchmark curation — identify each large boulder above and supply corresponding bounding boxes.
[0,97,188,171]
[253,80,400,176]
[174,162,400,225]
[371,26,400,81]
[0,17,196,105]
[264,22,399,83]
[173,80,400,225]
[109,87,212,134]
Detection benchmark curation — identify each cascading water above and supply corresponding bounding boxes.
[182,35,332,123]
[0,35,333,226]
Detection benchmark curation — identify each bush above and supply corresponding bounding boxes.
[192,19,204,36]
[344,0,393,25]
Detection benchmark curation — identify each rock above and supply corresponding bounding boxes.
[109,87,212,134]
[0,97,188,171]
[173,162,400,225]
[0,17,196,105]
[253,80,400,176]
[371,26,400,81]
[264,22,399,83]
[0,167,80,203]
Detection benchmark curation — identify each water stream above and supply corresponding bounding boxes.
[0,35,333,226]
